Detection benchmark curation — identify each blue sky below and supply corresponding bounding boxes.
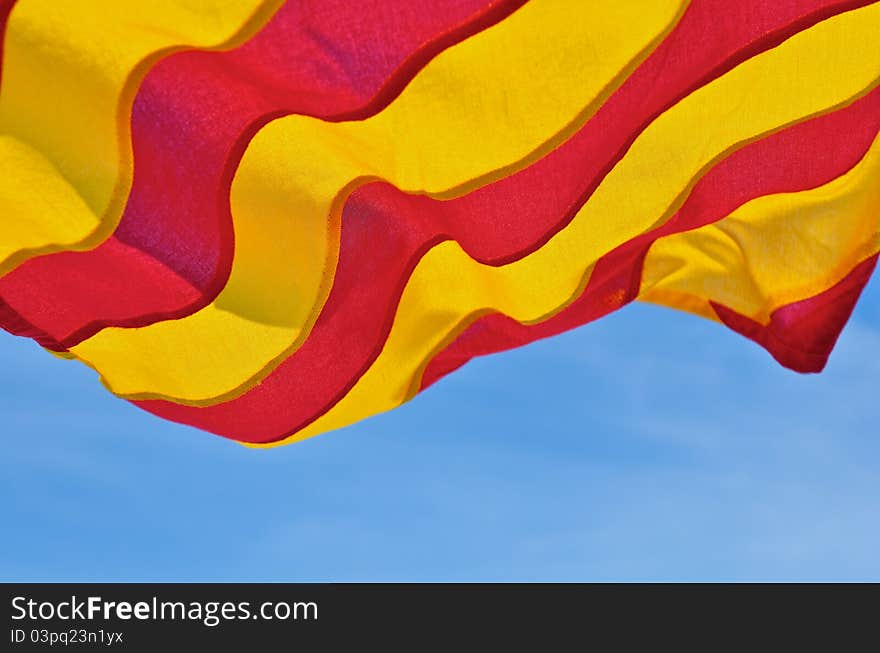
[1,275,878,582]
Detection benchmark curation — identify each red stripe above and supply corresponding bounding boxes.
[0,0,524,349]
[134,1,880,443]
[710,255,879,373]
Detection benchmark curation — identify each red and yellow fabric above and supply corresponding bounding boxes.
[0,0,524,349]
[64,0,690,404]
[0,0,877,446]
[0,0,282,274]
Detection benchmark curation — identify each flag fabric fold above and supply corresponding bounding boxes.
[0,0,877,445]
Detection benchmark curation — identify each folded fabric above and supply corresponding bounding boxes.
[0,0,877,446]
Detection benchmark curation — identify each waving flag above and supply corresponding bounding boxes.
[0,0,877,446]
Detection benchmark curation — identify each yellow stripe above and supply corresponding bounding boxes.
[0,0,282,274]
[71,0,689,402]
[249,2,880,447]
[639,130,880,323]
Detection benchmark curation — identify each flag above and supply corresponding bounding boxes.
[1,0,877,445]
